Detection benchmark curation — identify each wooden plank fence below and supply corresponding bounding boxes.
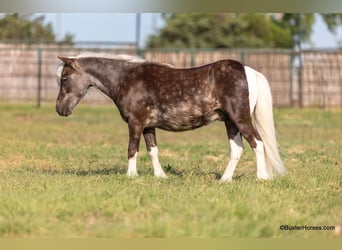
[301,51,342,108]
[0,45,341,108]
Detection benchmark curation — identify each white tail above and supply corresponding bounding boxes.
[253,71,285,177]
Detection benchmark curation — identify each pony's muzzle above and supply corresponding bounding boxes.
[56,104,72,117]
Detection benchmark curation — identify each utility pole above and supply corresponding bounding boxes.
[297,14,303,107]
[56,13,61,41]
[37,48,42,108]
[135,13,141,51]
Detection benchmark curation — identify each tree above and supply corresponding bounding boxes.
[279,13,342,48]
[147,13,342,49]
[147,14,293,49]
[0,13,73,43]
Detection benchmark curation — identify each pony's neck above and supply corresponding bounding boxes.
[80,57,134,101]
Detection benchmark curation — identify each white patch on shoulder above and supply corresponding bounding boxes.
[244,66,258,115]
[55,62,64,86]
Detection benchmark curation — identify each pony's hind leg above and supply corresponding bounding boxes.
[253,138,271,180]
[143,127,167,178]
[238,126,271,180]
[235,124,271,180]
[220,121,244,182]
[222,99,271,180]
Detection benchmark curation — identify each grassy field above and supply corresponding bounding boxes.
[0,102,341,238]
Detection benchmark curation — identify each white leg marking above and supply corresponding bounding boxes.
[127,152,138,177]
[149,146,167,178]
[220,134,244,182]
[253,139,271,180]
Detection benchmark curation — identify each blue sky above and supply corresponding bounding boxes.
[41,13,342,49]
[42,13,164,47]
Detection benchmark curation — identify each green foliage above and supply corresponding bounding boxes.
[319,13,342,33]
[148,14,292,49]
[280,14,315,44]
[0,13,73,43]
[0,103,341,238]
[147,13,342,49]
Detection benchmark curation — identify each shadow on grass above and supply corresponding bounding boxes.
[62,166,127,176]
[163,164,245,181]
[206,172,244,181]
[164,164,184,177]
[23,165,127,176]
[23,163,245,181]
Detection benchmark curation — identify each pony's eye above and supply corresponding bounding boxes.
[61,77,68,81]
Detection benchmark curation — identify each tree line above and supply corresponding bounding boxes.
[147,13,342,49]
[0,13,73,44]
[1,13,341,49]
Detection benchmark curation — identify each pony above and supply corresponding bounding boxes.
[55,53,285,181]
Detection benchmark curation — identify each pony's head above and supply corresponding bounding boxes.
[55,53,146,116]
[55,56,92,116]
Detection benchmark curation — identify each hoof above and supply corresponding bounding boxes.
[219,177,233,183]
[154,172,168,179]
[256,175,273,181]
[256,170,273,181]
[127,171,138,177]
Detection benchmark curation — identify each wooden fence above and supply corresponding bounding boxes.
[301,51,342,108]
[0,45,341,108]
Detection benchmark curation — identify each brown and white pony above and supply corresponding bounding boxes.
[55,53,285,181]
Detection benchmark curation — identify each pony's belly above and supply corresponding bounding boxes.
[155,109,224,131]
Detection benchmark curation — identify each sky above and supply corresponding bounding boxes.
[41,13,342,49]
[41,13,165,48]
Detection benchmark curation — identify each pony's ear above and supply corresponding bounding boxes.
[57,56,77,65]
[57,56,81,71]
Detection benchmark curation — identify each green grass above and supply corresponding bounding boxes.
[0,102,341,238]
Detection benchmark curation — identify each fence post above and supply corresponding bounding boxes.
[297,51,303,108]
[37,48,42,108]
[190,49,195,67]
[297,14,303,107]
[240,51,245,63]
[289,52,294,107]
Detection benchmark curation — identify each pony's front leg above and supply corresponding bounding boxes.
[127,122,143,177]
[143,127,167,178]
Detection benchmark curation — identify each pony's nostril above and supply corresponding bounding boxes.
[56,104,71,117]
